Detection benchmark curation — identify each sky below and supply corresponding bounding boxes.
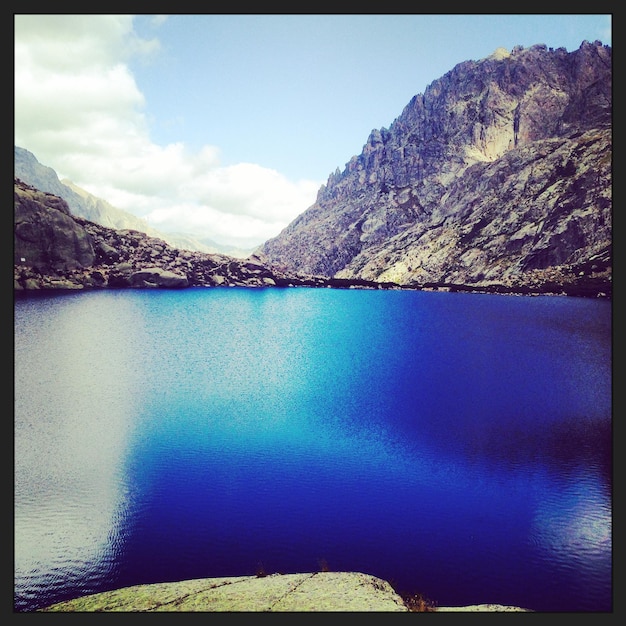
[14,14,612,250]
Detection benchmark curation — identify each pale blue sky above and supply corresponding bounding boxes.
[130,14,612,181]
[15,14,612,248]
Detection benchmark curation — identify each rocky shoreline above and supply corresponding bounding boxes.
[14,178,610,298]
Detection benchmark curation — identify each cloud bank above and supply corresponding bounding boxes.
[14,15,321,249]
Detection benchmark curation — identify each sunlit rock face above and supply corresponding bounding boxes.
[257,41,611,294]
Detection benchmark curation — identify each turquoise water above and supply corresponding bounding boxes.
[14,287,612,611]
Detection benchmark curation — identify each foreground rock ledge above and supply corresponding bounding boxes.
[39,572,530,612]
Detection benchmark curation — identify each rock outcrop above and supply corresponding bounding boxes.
[38,572,531,612]
[13,178,295,291]
[14,181,96,272]
[257,41,611,297]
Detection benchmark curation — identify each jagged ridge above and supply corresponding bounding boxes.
[256,41,611,295]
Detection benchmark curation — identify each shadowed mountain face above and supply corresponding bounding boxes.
[256,41,611,293]
[13,178,292,290]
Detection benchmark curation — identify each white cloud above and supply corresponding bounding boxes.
[14,14,320,249]
[145,166,320,247]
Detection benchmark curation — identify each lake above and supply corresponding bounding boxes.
[14,287,612,612]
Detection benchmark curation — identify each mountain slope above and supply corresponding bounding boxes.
[13,177,303,290]
[15,146,161,233]
[14,146,247,257]
[256,41,611,294]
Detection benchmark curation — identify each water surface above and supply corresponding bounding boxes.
[14,288,612,611]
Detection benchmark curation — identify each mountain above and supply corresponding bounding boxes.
[256,41,611,295]
[14,177,321,290]
[13,41,612,297]
[14,146,249,258]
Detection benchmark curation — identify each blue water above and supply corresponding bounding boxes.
[14,287,612,612]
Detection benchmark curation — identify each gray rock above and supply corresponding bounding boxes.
[40,572,409,612]
[38,572,532,612]
[437,604,530,612]
[13,179,295,291]
[14,182,95,270]
[130,267,189,289]
[258,41,611,295]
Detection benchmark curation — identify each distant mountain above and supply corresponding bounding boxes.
[163,232,256,260]
[14,146,250,258]
[256,41,611,295]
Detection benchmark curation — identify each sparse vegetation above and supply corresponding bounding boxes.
[389,580,437,612]
[402,591,438,612]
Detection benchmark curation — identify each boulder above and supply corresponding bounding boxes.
[130,267,189,289]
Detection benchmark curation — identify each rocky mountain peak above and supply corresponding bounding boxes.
[257,41,611,295]
[487,47,510,61]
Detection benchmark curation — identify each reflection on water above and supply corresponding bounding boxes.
[14,293,140,608]
[14,288,611,612]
